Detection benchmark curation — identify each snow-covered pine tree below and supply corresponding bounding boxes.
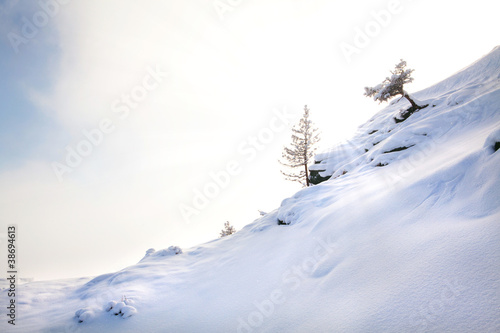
[280,105,320,187]
[364,60,427,120]
[219,221,236,238]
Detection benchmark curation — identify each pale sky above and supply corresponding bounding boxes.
[0,0,498,281]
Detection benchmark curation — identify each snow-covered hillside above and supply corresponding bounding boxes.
[2,47,500,333]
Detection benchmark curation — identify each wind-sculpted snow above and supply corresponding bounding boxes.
[2,47,499,333]
[139,246,183,262]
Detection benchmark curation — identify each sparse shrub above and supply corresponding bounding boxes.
[220,221,236,237]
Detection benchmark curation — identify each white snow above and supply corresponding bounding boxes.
[139,246,183,262]
[76,309,95,323]
[111,302,126,316]
[483,128,500,151]
[1,46,499,332]
[120,305,137,318]
[105,301,117,312]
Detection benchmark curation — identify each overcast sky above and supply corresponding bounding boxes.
[0,0,498,281]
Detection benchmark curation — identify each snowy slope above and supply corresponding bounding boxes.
[310,45,500,181]
[2,47,500,333]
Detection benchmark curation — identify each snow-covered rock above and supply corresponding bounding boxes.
[120,305,137,318]
[483,128,500,152]
[105,301,117,312]
[75,308,95,323]
[140,246,183,262]
[111,301,125,316]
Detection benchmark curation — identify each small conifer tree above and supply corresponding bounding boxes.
[280,105,320,187]
[219,221,236,237]
[364,59,425,110]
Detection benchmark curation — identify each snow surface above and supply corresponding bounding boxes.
[1,46,499,332]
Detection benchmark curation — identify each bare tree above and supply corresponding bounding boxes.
[219,221,236,238]
[280,105,320,187]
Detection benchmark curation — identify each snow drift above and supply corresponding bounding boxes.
[2,46,500,333]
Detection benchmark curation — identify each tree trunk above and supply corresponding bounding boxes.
[394,91,429,123]
[402,91,421,109]
[305,163,310,187]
